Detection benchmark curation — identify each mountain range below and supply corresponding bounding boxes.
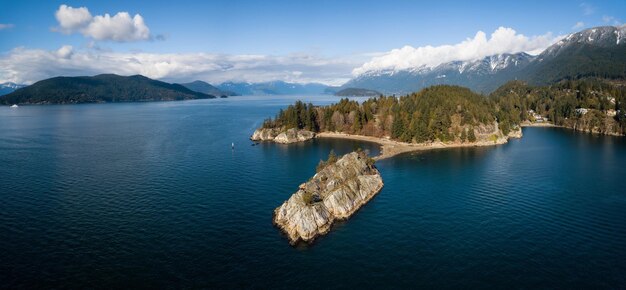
[216,81,331,95]
[179,80,237,97]
[343,25,626,94]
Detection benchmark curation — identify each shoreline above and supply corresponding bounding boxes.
[520,122,559,128]
[316,132,517,160]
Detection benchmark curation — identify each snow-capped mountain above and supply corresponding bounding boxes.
[540,25,626,60]
[522,25,626,85]
[345,25,626,94]
[0,82,27,96]
[344,52,534,94]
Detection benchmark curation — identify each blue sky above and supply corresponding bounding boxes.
[0,0,625,84]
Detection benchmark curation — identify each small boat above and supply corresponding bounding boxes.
[10,104,18,108]
[231,142,235,149]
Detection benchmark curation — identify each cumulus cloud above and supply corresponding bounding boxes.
[352,27,563,75]
[0,23,15,30]
[0,46,359,85]
[572,22,585,30]
[53,4,151,42]
[55,5,92,33]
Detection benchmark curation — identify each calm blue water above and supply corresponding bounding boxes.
[1,96,625,288]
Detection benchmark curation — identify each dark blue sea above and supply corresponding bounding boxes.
[1,96,625,288]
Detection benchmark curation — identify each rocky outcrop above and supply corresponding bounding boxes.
[273,151,383,244]
[507,127,523,139]
[251,128,281,141]
[274,129,315,143]
[251,128,315,144]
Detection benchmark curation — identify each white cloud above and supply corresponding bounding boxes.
[0,23,15,30]
[84,13,150,42]
[53,4,151,42]
[572,22,585,30]
[56,45,74,59]
[352,27,563,75]
[0,46,360,86]
[55,5,92,33]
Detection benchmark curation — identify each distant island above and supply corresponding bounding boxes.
[1,74,216,105]
[334,87,381,97]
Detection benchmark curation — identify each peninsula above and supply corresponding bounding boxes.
[252,85,524,159]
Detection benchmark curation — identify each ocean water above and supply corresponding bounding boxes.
[1,96,625,288]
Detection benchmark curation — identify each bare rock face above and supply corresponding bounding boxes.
[250,128,281,141]
[273,152,383,245]
[274,129,315,144]
[251,128,315,144]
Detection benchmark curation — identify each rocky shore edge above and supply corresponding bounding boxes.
[251,128,315,144]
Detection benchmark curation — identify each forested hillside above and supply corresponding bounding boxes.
[492,79,626,135]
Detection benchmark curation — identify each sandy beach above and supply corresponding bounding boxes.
[316,132,516,160]
[520,121,559,127]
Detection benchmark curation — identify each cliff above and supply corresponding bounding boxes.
[273,151,383,244]
[251,128,315,144]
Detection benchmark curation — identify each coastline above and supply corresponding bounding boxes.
[316,131,517,160]
[520,122,559,128]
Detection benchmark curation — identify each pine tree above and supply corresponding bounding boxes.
[391,114,405,139]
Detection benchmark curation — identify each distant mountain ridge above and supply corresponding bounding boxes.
[217,81,330,95]
[179,80,237,97]
[344,25,626,94]
[0,82,27,96]
[1,74,215,105]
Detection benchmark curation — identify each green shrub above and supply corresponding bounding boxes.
[301,191,313,204]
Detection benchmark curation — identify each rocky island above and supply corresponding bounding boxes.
[273,151,383,244]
